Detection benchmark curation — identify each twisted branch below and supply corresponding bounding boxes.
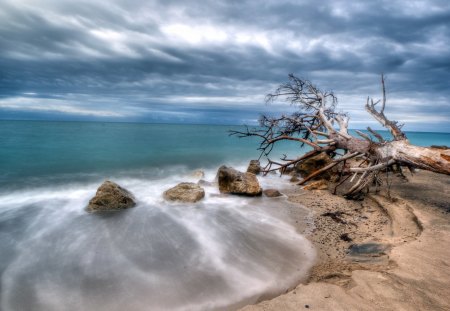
[231,74,448,199]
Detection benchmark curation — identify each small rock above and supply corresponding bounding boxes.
[217,165,262,196]
[321,211,348,224]
[290,175,300,183]
[163,182,205,203]
[247,160,261,175]
[198,179,214,187]
[303,179,328,190]
[340,233,353,242]
[87,181,136,212]
[263,189,283,197]
[189,170,205,179]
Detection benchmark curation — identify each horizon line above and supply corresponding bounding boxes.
[1,118,449,134]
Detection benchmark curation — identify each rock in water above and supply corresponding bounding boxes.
[263,189,283,197]
[189,170,205,179]
[163,182,205,203]
[198,179,215,187]
[217,166,262,196]
[246,160,261,175]
[87,181,136,212]
[295,152,332,180]
[290,175,300,183]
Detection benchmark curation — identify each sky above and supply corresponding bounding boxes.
[0,0,449,132]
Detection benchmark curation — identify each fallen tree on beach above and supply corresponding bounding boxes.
[231,74,450,199]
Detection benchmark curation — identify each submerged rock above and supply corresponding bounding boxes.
[189,170,205,179]
[290,175,300,183]
[263,189,282,197]
[303,179,328,190]
[246,160,261,175]
[163,182,205,203]
[87,181,136,212]
[217,165,262,196]
[295,152,332,180]
[198,179,215,187]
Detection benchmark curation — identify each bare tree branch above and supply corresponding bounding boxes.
[298,152,360,185]
[232,74,450,199]
[367,127,385,143]
[365,74,406,141]
[355,130,372,142]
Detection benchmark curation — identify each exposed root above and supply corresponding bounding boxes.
[231,74,450,198]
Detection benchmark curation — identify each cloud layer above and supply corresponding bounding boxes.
[0,0,449,131]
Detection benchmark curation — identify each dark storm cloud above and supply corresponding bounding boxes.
[0,0,449,130]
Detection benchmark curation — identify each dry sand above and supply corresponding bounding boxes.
[241,171,450,311]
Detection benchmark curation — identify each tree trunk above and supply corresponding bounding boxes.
[331,135,450,175]
[375,141,450,174]
[231,74,450,198]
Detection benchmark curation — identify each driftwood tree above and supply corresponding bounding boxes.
[231,74,450,198]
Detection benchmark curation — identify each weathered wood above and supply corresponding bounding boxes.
[231,74,450,198]
[298,152,360,185]
[375,140,450,174]
[365,75,407,141]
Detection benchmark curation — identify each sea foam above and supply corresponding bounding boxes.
[0,168,315,311]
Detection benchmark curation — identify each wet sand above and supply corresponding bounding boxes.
[241,171,450,311]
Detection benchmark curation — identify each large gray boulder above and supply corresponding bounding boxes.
[163,182,205,203]
[246,160,261,175]
[217,166,262,196]
[87,181,136,212]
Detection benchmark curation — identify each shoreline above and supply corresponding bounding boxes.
[241,170,450,310]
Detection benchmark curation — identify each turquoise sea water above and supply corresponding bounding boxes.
[0,120,316,311]
[1,120,448,190]
[0,121,266,190]
[0,120,448,311]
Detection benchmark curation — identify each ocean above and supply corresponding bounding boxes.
[0,120,448,311]
[1,121,448,190]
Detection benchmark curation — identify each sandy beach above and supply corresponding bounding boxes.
[241,170,450,311]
